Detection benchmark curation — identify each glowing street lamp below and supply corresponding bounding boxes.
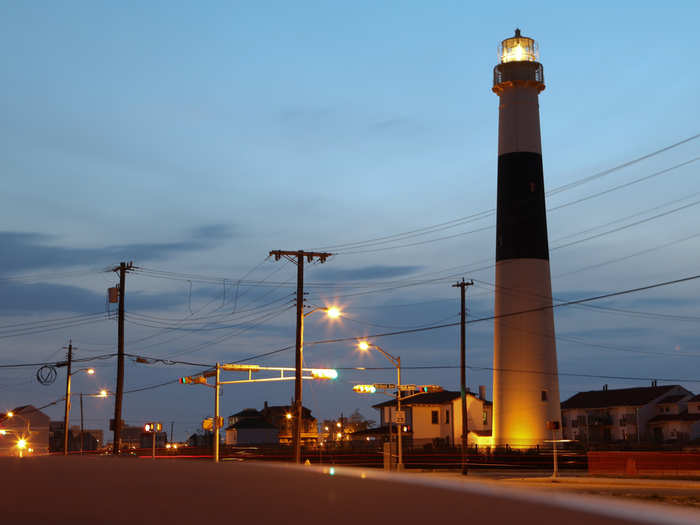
[356,340,404,470]
[16,437,27,458]
[286,304,342,464]
[64,367,96,456]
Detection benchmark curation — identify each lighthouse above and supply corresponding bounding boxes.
[491,29,561,447]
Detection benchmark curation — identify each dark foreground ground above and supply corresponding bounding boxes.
[2,457,699,524]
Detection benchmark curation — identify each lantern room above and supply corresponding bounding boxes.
[499,28,538,64]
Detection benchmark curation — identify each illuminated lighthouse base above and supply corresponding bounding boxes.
[491,29,561,448]
[492,259,560,447]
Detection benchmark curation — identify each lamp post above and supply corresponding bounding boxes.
[5,411,31,456]
[79,389,109,454]
[63,367,95,456]
[357,341,403,471]
[291,305,341,463]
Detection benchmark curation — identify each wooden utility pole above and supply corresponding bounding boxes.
[269,250,332,463]
[452,278,473,475]
[62,340,73,456]
[111,261,134,455]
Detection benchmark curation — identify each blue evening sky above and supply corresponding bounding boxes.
[2,1,700,440]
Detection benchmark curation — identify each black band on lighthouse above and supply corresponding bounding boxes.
[496,151,549,261]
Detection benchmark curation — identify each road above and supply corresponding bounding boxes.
[1,457,698,524]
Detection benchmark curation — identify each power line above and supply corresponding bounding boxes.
[302,273,700,346]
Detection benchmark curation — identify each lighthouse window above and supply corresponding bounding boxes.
[541,390,548,402]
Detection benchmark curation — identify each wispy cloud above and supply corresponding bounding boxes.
[0,224,234,275]
[311,265,423,281]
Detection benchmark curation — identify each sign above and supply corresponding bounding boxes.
[391,411,406,424]
[202,418,213,431]
[374,383,396,390]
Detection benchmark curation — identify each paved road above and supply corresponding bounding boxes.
[2,457,698,524]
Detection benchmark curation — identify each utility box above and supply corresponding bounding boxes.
[108,287,119,303]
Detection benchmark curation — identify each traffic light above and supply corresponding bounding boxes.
[179,375,207,385]
[311,369,338,380]
[144,422,162,433]
[419,385,443,393]
[352,384,377,394]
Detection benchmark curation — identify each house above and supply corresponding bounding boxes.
[647,393,700,442]
[225,408,278,445]
[561,384,693,443]
[225,401,318,446]
[0,405,50,456]
[372,386,492,448]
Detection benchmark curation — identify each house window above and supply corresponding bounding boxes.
[445,410,450,424]
[541,390,548,402]
[431,410,439,424]
[482,410,487,425]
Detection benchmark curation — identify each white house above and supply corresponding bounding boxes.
[647,393,700,442]
[373,387,492,448]
[561,385,693,443]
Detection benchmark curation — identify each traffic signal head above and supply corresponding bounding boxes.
[179,376,192,384]
[311,369,338,380]
[419,385,443,393]
[144,423,151,432]
[353,384,377,394]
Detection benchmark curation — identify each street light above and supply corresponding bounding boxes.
[16,438,27,458]
[78,389,111,454]
[64,368,96,456]
[356,340,404,471]
[5,410,31,437]
[289,304,342,464]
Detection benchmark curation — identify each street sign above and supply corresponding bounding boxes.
[374,383,396,390]
[202,418,213,431]
[391,411,406,424]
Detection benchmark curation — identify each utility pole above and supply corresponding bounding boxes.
[111,261,134,455]
[62,340,73,456]
[452,278,473,475]
[214,363,221,463]
[80,392,84,455]
[269,250,332,463]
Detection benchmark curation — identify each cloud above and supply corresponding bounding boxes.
[311,265,423,282]
[0,224,234,275]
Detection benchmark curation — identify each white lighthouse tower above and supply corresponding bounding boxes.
[491,29,561,447]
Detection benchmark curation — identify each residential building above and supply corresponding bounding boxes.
[225,408,278,445]
[224,401,318,446]
[647,393,700,442]
[561,384,693,444]
[1,405,50,455]
[372,387,492,448]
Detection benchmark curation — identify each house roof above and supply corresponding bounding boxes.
[561,385,680,410]
[232,408,261,418]
[227,418,278,430]
[371,390,494,408]
[648,412,700,423]
[689,394,700,402]
[658,394,689,404]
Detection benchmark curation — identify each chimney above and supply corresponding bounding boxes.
[479,385,487,400]
[264,401,268,409]
[603,384,608,391]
